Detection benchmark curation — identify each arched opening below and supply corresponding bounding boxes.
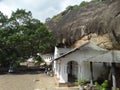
[67,61,78,82]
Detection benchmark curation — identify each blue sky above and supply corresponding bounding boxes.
[0,0,91,22]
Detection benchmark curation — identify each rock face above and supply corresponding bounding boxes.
[46,0,120,49]
[72,34,113,49]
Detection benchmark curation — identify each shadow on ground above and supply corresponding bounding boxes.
[0,66,45,75]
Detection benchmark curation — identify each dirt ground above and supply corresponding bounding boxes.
[0,73,55,90]
[0,73,78,90]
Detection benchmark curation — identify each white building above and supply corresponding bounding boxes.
[41,53,54,64]
[53,42,108,85]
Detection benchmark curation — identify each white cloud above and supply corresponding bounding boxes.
[0,0,91,22]
[0,2,11,17]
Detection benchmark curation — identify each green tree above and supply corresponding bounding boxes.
[79,1,89,7]
[0,9,55,67]
[66,5,73,11]
[0,11,8,28]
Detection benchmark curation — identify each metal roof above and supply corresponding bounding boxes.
[84,50,120,63]
[54,42,107,61]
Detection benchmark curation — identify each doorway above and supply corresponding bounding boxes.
[67,61,78,82]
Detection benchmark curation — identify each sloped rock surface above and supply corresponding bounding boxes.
[46,0,120,49]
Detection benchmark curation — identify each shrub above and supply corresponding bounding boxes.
[75,78,87,85]
[95,80,108,90]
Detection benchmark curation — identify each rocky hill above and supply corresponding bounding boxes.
[46,0,120,49]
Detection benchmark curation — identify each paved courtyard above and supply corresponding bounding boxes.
[0,73,79,90]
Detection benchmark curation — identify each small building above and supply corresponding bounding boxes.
[53,42,108,86]
[40,53,54,65]
[26,57,39,67]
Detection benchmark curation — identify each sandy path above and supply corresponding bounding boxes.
[0,74,37,90]
[0,73,79,90]
[35,74,56,90]
[0,73,56,90]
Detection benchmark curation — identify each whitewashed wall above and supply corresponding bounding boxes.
[55,46,106,83]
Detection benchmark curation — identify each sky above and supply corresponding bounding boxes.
[0,0,91,23]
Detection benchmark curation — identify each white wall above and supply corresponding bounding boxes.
[59,63,68,83]
[54,61,57,75]
[56,48,106,83]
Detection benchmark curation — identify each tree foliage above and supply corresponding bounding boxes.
[0,9,55,67]
[79,1,89,7]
